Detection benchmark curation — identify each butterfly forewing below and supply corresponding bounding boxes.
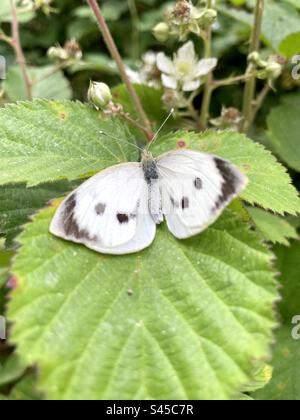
[50,163,156,254]
[157,150,247,239]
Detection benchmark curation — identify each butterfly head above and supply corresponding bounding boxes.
[141,149,154,163]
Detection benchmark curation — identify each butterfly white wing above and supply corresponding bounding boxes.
[157,150,247,239]
[50,163,156,255]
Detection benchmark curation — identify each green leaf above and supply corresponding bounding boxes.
[279,32,300,58]
[0,241,13,289]
[219,0,300,51]
[7,204,278,400]
[253,325,300,400]
[0,100,138,187]
[112,84,169,132]
[151,131,300,215]
[242,363,273,393]
[7,374,42,401]
[275,240,300,322]
[247,207,298,246]
[4,66,72,102]
[0,0,34,23]
[284,0,300,9]
[254,242,300,400]
[267,94,300,172]
[0,354,26,388]
[0,181,78,248]
[69,53,118,75]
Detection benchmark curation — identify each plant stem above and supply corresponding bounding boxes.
[250,83,270,125]
[119,111,152,138]
[33,62,69,85]
[87,0,153,141]
[199,0,213,129]
[0,33,14,47]
[128,0,140,60]
[212,72,255,90]
[241,0,264,132]
[10,0,32,100]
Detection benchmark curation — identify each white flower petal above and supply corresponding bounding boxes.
[161,74,177,90]
[156,53,175,75]
[182,79,201,92]
[177,41,196,62]
[126,68,142,84]
[194,58,218,77]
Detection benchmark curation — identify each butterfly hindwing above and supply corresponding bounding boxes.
[50,163,156,255]
[157,150,247,239]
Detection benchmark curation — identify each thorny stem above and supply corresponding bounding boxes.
[199,0,213,130]
[87,0,153,141]
[10,0,32,100]
[241,0,264,132]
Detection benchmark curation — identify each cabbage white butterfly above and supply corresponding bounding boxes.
[50,114,247,255]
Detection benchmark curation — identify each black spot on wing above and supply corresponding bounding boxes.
[117,213,129,224]
[194,177,203,190]
[63,193,96,241]
[95,203,106,215]
[181,197,189,210]
[214,158,239,210]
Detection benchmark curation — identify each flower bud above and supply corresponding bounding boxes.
[210,107,242,130]
[197,8,217,27]
[261,62,282,80]
[88,82,112,109]
[64,39,82,61]
[153,22,170,42]
[248,51,267,68]
[47,46,69,61]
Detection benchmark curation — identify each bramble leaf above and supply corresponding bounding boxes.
[7,204,278,400]
[247,207,298,246]
[0,100,138,187]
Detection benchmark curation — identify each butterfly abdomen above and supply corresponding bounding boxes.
[142,157,163,225]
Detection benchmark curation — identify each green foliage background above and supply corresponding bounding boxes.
[0,0,300,400]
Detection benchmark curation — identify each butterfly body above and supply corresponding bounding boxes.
[142,151,163,225]
[50,148,247,255]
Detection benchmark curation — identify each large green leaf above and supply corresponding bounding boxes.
[0,100,138,187]
[3,66,72,102]
[151,131,300,215]
[267,94,300,172]
[0,181,78,248]
[247,207,298,246]
[219,0,300,51]
[8,204,278,400]
[253,325,300,400]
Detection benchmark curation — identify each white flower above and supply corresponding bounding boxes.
[126,52,161,89]
[157,41,217,92]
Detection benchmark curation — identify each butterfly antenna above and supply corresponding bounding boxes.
[147,108,174,151]
[99,130,145,153]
